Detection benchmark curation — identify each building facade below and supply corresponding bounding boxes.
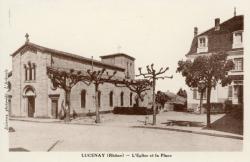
[6,37,152,118]
[185,14,244,110]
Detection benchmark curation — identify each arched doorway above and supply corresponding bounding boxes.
[23,85,36,117]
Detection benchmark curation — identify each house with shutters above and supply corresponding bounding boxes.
[185,13,243,110]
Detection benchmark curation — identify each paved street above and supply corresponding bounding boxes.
[9,118,242,151]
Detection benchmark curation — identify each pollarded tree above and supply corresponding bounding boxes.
[86,68,117,123]
[137,64,173,125]
[176,52,234,128]
[47,67,90,122]
[114,79,152,107]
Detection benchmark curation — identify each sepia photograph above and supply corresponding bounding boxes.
[0,0,249,161]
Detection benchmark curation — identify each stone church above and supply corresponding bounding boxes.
[6,35,152,118]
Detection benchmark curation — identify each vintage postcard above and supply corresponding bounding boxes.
[0,0,249,162]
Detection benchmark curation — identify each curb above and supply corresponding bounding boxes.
[9,118,98,126]
[132,126,243,140]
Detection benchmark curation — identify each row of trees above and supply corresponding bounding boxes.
[47,51,232,128]
[47,64,172,125]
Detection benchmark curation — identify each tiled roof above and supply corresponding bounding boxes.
[186,15,244,56]
[11,42,125,71]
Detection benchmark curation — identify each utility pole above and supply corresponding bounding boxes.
[137,64,172,125]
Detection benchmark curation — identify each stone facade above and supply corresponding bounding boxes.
[7,41,152,118]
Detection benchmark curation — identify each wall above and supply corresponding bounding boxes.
[11,50,49,117]
[101,55,135,79]
[10,48,153,118]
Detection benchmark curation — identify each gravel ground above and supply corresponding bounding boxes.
[9,112,243,151]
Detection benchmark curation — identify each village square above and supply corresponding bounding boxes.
[1,1,244,152]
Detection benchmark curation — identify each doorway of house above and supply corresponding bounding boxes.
[28,96,35,117]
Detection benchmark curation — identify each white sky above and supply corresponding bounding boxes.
[0,0,247,93]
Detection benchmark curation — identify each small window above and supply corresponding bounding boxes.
[7,82,11,91]
[234,58,243,71]
[33,63,36,80]
[130,92,133,106]
[28,62,32,80]
[197,36,208,53]
[233,31,243,48]
[24,62,36,81]
[120,92,124,106]
[81,90,86,108]
[24,65,28,81]
[109,91,113,107]
[228,86,233,98]
[199,37,207,47]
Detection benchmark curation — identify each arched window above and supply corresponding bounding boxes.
[7,81,11,91]
[24,62,36,81]
[28,62,32,80]
[24,65,28,81]
[130,92,133,106]
[109,91,113,107]
[81,90,86,108]
[98,91,101,107]
[120,92,124,106]
[33,63,36,80]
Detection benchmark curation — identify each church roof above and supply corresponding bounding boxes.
[47,66,126,81]
[100,53,135,61]
[11,42,125,71]
[186,15,244,56]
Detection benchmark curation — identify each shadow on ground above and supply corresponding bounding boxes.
[9,147,30,152]
[206,108,243,135]
[162,120,205,127]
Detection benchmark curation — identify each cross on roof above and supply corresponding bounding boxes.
[25,33,29,43]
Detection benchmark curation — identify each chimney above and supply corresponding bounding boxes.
[194,27,198,37]
[214,18,220,31]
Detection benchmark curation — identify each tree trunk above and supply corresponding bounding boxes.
[138,98,142,107]
[199,91,204,114]
[64,89,71,122]
[95,84,101,123]
[152,79,156,125]
[206,87,212,128]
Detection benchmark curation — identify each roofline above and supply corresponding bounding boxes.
[100,53,135,61]
[196,15,244,37]
[11,42,125,72]
[186,48,244,57]
[186,15,244,56]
